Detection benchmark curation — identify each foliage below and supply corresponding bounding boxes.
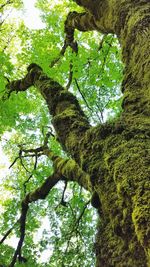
[0,0,123,266]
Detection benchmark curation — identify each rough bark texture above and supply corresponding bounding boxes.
[64,1,150,266]
[6,0,150,266]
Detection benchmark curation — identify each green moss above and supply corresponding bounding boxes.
[85,119,150,266]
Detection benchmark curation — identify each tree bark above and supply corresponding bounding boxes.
[6,0,150,266]
[64,1,150,266]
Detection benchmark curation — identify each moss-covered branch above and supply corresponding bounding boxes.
[19,144,92,191]
[65,1,150,119]
[45,150,91,191]
[6,63,91,162]
[5,64,109,179]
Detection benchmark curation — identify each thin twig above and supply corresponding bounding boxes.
[9,156,20,169]
[97,34,106,51]
[66,61,73,90]
[0,219,19,244]
[63,199,90,257]
[76,200,90,227]
[49,42,68,68]
[56,180,68,208]
[23,152,38,194]
[74,78,93,112]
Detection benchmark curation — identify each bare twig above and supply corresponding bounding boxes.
[97,34,106,51]
[50,14,78,69]
[74,78,93,112]
[49,40,77,68]
[56,180,68,208]
[9,156,20,169]
[9,130,52,171]
[0,219,19,244]
[66,61,73,90]
[75,199,90,227]
[97,36,113,80]
[42,126,55,138]
[49,42,68,68]
[74,78,102,122]
[63,199,90,257]
[23,151,38,194]
[0,8,13,27]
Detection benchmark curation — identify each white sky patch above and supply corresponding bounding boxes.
[33,216,50,243]
[4,235,19,248]
[33,216,53,263]
[3,0,46,30]
[39,249,52,263]
[0,147,10,182]
[22,0,45,29]
[0,133,14,213]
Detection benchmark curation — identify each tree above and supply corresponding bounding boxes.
[0,0,150,266]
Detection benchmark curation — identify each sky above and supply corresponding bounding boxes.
[22,0,45,29]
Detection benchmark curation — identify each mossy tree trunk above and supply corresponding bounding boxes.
[7,0,150,266]
[64,1,150,265]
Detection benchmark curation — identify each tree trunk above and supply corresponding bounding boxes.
[7,0,150,266]
[64,1,150,266]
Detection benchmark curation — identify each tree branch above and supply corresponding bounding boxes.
[9,171,61,267]
[9,150,91,266]
[76,199,90,227]
[0,220,19,244]
[57,180,68,207]
[4,63,91,165]
[66,61,73,90]
[64,11,99,45]
[9,201,28,267]
[74,78,93,112]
